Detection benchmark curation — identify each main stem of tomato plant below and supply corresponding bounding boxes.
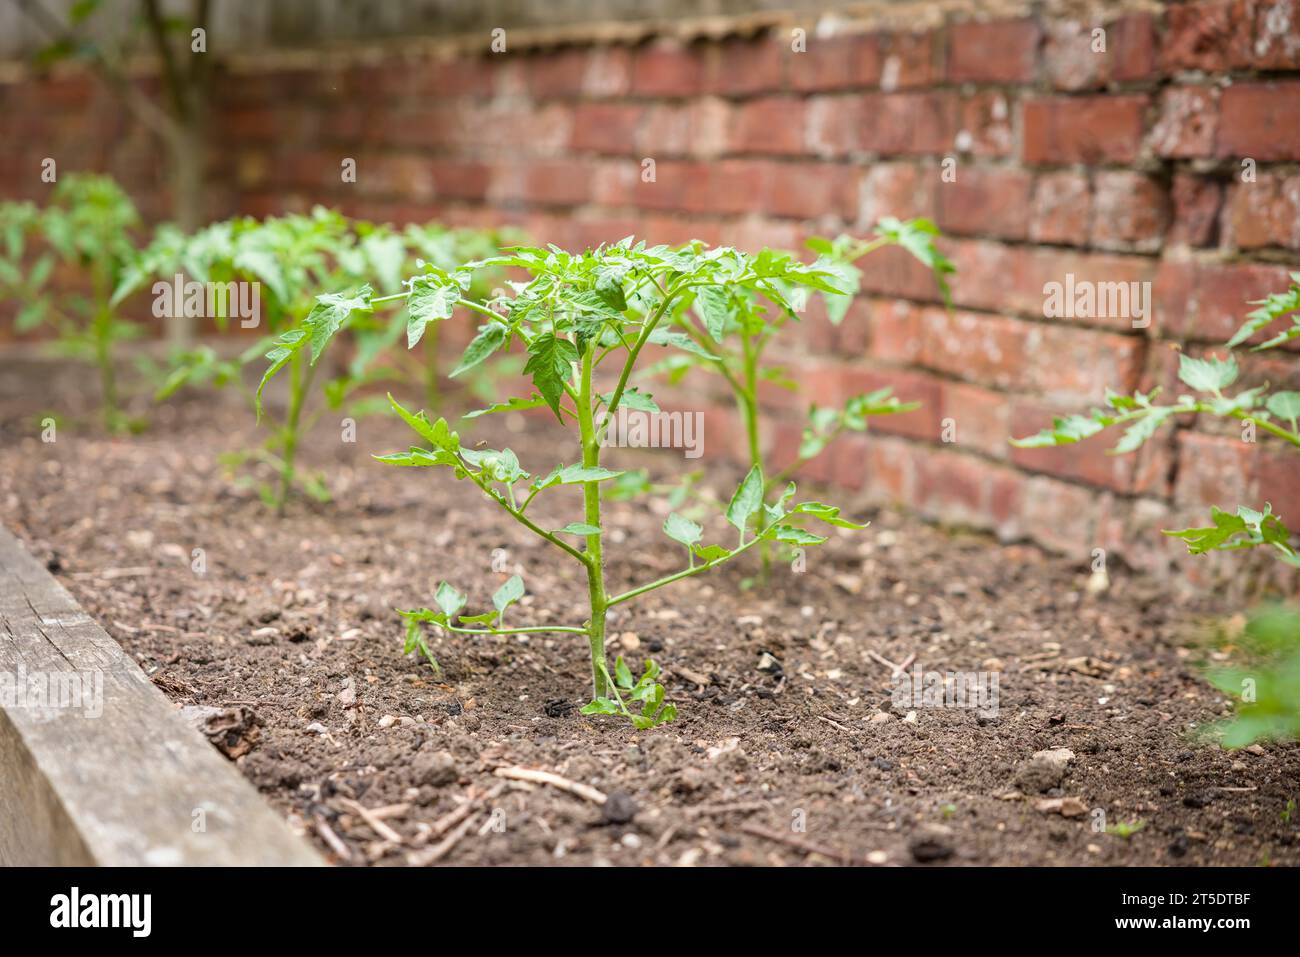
[577,344,610,699]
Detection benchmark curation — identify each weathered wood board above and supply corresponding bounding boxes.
[0,524,322,866]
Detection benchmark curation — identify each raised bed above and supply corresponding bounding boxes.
[0,524,321,866]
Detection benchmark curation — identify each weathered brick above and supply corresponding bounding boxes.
[1174,431,1257,508]
[1030,171,1092,245]
[860,92,957,156]
[877,29,942,90]
[704,35,786,96]
[1091,171,1169,252]
[937,166,1032,240]
[939,381,1011,459]
[1217,82,1300,161]
[1225,172,1300,250]
[1169,173,1223,248]
[1043,20,1107,90]
[789,33,882,91]
[760,161,860,220]
[728,97,807,155]
[956,92,1015,157]
[1154,259,1296,341]
[631,40,706,97]
[1022,95,1147,165]
[860,161,937,223]
[1150,86,1219,159]
[1161,0,1254,73]
[947,19,1040,84]
[571,103,644,154]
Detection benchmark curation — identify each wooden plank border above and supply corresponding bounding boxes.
[0,524,322,866]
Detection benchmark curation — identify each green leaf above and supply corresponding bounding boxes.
[463,394,549,419]
[600,387,659,413]
[523,332,578,421]
[407,281,460,348]
[387,393,458,450]
[255,328,308,416]
[580,698,620,716]
[692,543,731,563]
[435,582,467,618]
[764,524,828,546]
[555,522,602,536]
[615,656,634,690]
[695,286,732,342]
[450,323,507,376]
[1265,390,1300,425]
[305,285,373,362]
[663,513,703,548]
[1178,353,1238,393]
[725,465,764,535]
[492,574,524,614]
[790,501,868,529]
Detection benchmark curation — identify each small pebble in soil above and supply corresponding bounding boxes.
[602,791,638,825]
[1182,792,1213,809]
[411,749,457,787]
[910,838,954,863]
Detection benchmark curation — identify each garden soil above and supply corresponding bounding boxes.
[2,358,1297,866]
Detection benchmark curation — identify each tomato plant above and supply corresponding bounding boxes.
[264,238,872,726]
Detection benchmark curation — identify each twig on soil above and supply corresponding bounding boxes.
[494,766,608,804]
[669,665,713,688]
[866,650,915,678]
[425,783,506,841]
[409,812,481,866]
[739,822,863,865]
[340,798,403,844]
[685,801,769,818]
[312,813,352,861]
[818,715,857,734]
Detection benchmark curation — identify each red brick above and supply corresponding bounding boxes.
[1174,431,1257,509]
[526,49,591,98]
[1020,475,1109,556]
[1226,172,1300,250]
[1161,0,1254,73]
[914,447,992,523]
[761,161,860,220]
[937,166,1032,240]
[917,307,1146,402]
[704,36,786,96]
[865,298,926,364]
[1169,174,1223,248]
[1030,171,1092,244]
[582,48,634,98]
[860,92,957,156]
[1257,445,1300,514]
[728,97,807,155]
[1043,20,1107,91]
[860,162,937,223]
[428,160,490,200]
[1149,86,1219,159]
[631,41,705,97]
[805,94,863,156]
[855,243,949,301]
[956,92,1015,157]
[939,381,1011,459]
[789,34,882,91]
[1090,171,1169,252]
[1111,13,1159,80]
[877,30,942,90]
[571,103,644,154]
[1154,259,1296,341]
[1217,82,1300,161]
[947,19,1040,84]
[945,240,1156,329]
[1022,95,1147,165]
[1247,0,1300,70]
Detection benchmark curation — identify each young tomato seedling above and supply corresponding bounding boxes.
[0,175,148,431]
[120,210,504,511]
[272,238,871,727]
[646,219,952,575]
[1013,276,1300,747]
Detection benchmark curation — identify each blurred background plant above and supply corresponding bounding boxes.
[0,173,147,432]
[117,207,513,511]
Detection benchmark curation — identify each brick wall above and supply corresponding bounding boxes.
[2,0,1298,580]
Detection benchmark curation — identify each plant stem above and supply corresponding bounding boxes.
[276,349,315,514]
[739,331,770,578]
[577,344,610,699]
[91,268,119,431]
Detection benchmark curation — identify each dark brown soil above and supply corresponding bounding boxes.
[2,353,1298,867]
